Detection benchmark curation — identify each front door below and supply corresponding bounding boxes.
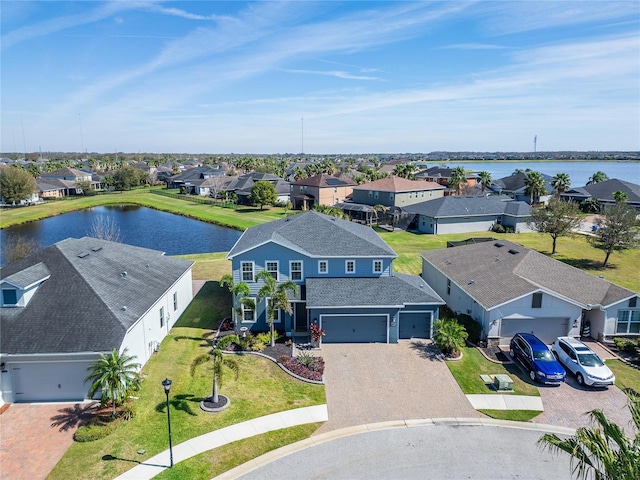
[294,302,307,332]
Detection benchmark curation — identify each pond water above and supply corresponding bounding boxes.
[0,205,242,265]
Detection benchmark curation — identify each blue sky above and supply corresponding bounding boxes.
[1,1,639,154]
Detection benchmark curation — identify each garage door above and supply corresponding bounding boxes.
[11,361,91,402]
[399,312,432,339]
[500,318,569,346]
[322,315,388,343]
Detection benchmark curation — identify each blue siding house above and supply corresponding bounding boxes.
[226,211,444,343]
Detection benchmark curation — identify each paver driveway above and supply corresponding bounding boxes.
[314,340,479,434]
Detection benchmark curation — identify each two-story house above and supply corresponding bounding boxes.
[39,167,99,196]
[226,211,444,343]
[350,176,445,208]
[290,174,356,210]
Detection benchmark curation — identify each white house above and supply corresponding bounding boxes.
[0,237,193,404]
[421,240,638,346]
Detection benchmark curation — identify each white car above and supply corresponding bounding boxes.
[552,337,615,387]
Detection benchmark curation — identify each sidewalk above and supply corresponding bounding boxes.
[113,404,328,480]
[466,394,544,411]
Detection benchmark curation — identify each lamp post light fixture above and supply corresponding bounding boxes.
[162,378,174,468]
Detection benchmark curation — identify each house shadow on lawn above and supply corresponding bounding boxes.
[408,339,444,362]
[173,280,230,330]
[50,402,99,432]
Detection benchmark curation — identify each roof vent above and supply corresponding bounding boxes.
[121,306,127,311]
[468,279,475,285]
[508,249,519,255]
[494,242,504,247]
[91,246,102,252]
[121,271,128,277]
[77,252,89,258]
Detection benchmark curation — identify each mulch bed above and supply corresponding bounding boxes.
[475,342,511,363]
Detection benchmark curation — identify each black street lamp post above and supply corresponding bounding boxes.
[162,378,174,468]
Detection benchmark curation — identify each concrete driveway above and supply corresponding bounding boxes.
[314,340,479,434]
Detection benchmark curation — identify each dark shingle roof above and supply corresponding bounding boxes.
[306,274,444,308]
[403,195,531,218]
[2,262,50,289]
[492,172,553,193]
[291,174,356,188]
[0,237,193,355]
[421,240,636,310]
[227,211,396,258]
[562,178,640,203]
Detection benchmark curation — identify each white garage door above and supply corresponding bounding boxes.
[500,318,569,346]
[11,361,92,402]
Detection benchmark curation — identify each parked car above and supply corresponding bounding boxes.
[552,337,615,387]
[509,333,566,385]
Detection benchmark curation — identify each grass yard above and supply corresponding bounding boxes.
[477,410,542,422]
[606,359,640,395]
[47,281,325,480]
[179,252,230,281]
[446,347,539,397]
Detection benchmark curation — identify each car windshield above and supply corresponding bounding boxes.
[534,349,554,361]
[578,353,604,367]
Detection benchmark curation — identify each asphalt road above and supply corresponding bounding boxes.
[238,425,573,480]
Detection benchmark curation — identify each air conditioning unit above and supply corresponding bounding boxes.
[493,374,514,391]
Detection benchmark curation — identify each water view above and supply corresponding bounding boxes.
[0,205,242,265]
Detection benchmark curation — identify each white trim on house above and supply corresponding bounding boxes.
[265,260,279,281]
[318,260,328,275]
[289,260,303,281]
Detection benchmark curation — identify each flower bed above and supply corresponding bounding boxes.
[278,355,325,382]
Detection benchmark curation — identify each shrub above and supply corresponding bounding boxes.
[491,224,506,233]
[277,355,291,364]
[219,317,234,331]
[456,314,482,344]
[613,337,638,353]
[255,332,271,345]
[434,318,468,357]
[296,351,317,369]
[74,419,119,442]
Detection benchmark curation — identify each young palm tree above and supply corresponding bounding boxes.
[191,334,240,404]
[433,318,468,357]
[537,390,640,480]
[587,171,609,185]
[524,171,547,205]
[85,349,140,417]
[255,270,298,347]
[552,173,571,196]
[220,274,255,330]
[477,171,492,193]
[613,190,628,203]
[449,167,467,195]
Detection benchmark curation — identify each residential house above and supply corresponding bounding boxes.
[417,166,478,193]
[402,195,532,234]
[166,165,226,193]
[226,211,444,343]
[350,176,445,208]
[0,237,193,404]
[421,240,638,347]
[490,172,553,204]
[560,178,640,210]
[39,167,99,196]
[290,174,356,210]
[225,172,290,205]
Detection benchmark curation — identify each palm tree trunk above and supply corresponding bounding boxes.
[212,376,219,403]
[112,388,117,417]
[270,321,275,347]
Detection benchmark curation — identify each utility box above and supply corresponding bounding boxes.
[493,374,514,390]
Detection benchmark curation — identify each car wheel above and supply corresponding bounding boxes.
[509,349,515,358]
[529,370,536,382]
[576,373,585,386]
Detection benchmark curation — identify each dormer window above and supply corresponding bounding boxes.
[2,289,18,306]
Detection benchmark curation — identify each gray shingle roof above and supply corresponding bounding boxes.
[562,178,640,203]
[421,240,636,310]
[0,237,193,355]
[1,262,50,289]
[403,195,530,218]
[227,211,397,258]
[306,274,444,308]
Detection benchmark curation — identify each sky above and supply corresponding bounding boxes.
[1,1,639,154]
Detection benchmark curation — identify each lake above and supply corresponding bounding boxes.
[0,205,242,266]
[429,161,639,187]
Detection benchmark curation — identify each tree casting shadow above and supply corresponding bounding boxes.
[50,402,99,432]
[155,393,200,416]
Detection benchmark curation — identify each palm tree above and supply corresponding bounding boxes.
[190,334,240,405]
[85,349,140,417]
[552,173,571,196]
[220,274,255,330]
[524,171,547,205]
[613,191,628,203]
[449,167,467,195]
[477,171,492,193]
[537,390,640,480]
[587,171,609,185]
[433,318,468,357]
[373,204,387,226]
[255,270,298,347]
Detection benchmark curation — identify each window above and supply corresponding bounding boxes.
[241,262,254,282]
[160,307,165,328]
[368,190,373,197]
[2,289,18,306]
[318,260,328,274]
[242,302,256,323]
[447,279,451,295]
[173,292,178,311]
[373,260,383,274]
[345,260,355,274]
[630,297,637,308]
[616,310,640,334]
[266,261,279,280]
[408,192,412,199]
[290,261,303,281]
[389,193,394,200]
[374,191,379,199]
[265,298,282,323]
[532,292,542,308]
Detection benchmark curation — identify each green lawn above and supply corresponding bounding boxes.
[477,410,542,422]
[47,282,325,480]
[606,359,640,394]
